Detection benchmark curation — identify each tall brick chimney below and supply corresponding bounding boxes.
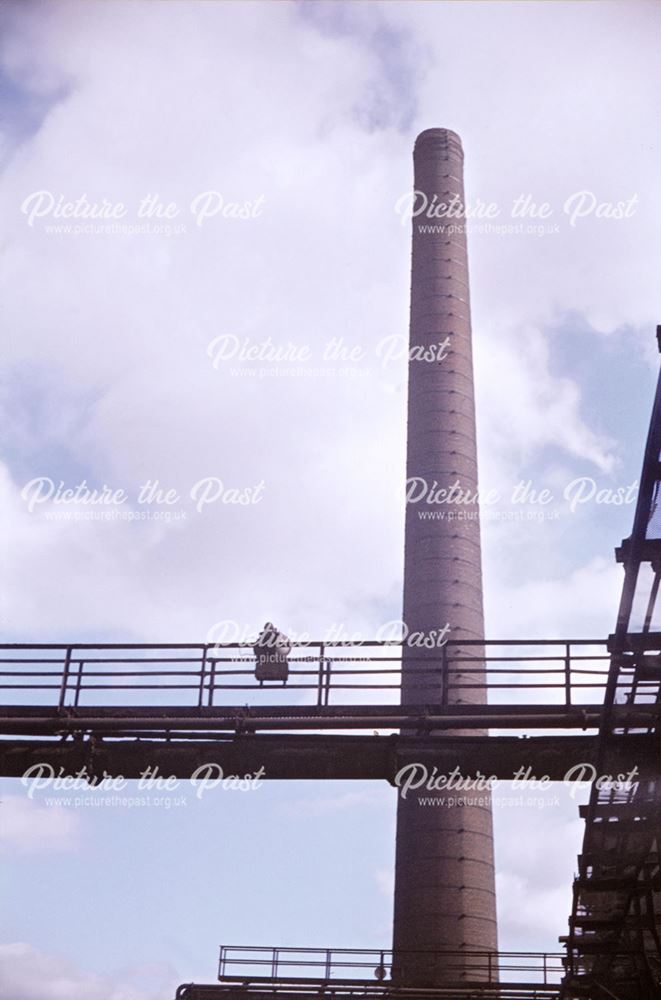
[392,128,498,984]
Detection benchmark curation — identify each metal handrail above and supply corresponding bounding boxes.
[0,639,616,711]
[216,944,566,986]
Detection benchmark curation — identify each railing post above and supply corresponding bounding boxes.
[58,647,72,710]
[316,644,325,706]
[324,658,332,706]
[74,661,84,707]
[207,660,216,707]
[272,948,277,979]
[543,951,547,984]
[565,643,572,707]
[198,646,209,707]
[325,948,331,980]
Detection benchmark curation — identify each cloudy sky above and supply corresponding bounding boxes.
[1,1,660,997]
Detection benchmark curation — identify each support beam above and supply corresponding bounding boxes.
[0,733,652,781]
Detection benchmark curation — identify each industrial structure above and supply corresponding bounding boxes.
[395,127,497,981]
[2,131,661,999]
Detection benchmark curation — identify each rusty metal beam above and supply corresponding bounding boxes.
[0,733,653,781]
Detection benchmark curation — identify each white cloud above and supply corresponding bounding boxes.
[494,800,588,950]
[0,1,416,642]
[496,871,572,950]
[0,795,81,855]
[486,555,620,638]
[0,943,177,1000]
[0,0,645,647]
[476,324,616,480]
[387,1,661,334]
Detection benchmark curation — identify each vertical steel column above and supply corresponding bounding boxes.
[392,129,498,984]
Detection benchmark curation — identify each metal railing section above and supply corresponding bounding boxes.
[0,639,614,710]
[216,945,565,987]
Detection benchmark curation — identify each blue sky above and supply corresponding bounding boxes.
[1,1,661,997]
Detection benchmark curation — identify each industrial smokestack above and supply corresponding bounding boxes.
[392,129,498,984]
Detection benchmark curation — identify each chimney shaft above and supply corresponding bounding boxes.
[392,129,498,984]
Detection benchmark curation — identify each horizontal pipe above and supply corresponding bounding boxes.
[0,710,613,732]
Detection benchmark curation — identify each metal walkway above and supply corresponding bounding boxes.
[175,945,564,1000]
[1,637,656,782]
[0,637,620,732]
